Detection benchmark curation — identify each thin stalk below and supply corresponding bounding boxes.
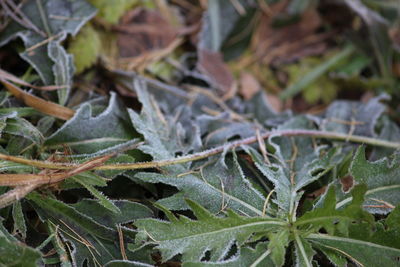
[0,130,399,171]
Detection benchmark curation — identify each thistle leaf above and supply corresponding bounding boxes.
[134,199,285,262]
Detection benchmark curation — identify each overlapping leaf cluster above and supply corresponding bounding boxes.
[0,0,399,267]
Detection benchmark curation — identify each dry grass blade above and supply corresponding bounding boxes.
[0,154,113,208]
[0,79,75,120]
[0,68,67,91]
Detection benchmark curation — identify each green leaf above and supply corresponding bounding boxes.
[316,245,347,267]
[45,92,137,155]
[88,0,138,24]
[297,185,374,236]
[134,199,285,262]
[336,146,400,214]
[386,205,400,230]
[68,23,101,73]
[183,242,274,266]
[27,193,145,266]
[27,192,116,240]
[73,199,153,228]
[105,260,153,267]
[0,235,42,266]
[12,201,27,240]
[280,46,355,99]
[267,229,290,267]
[294,235,315,267]
[72,175,120,214]
[308,233,400,266]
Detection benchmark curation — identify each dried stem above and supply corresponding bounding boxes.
[0,129,398,172]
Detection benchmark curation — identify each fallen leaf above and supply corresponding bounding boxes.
[0,79,75,120]
[239,71,260,100]
[197,49,236,97]
[250,2,327,66]
[112,8,179,71]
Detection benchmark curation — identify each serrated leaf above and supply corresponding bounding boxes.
[308,233,400,266]
[72,176,120,214]
[68,23,101,73]
[133,153,265,215]
[267,229,290,267]
[244,116,343,215]
[73,199,153,228]
[128,79,200,169]
[296,185,374,236]
[27,192,137,266]
[134,199,285,262]
[46,92,136,155]
[336,146,400,214]
[27,192,116,240]
[183,242,274,266]
[294,236,315,267]
[317,246,347,267]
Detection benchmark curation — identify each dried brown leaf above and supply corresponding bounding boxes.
[0,79,75,120]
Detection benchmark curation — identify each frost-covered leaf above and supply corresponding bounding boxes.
[183,242,274,267]
[134,199,285,262]
[105,260,153,267]
[322,94,389,137]
[245,116,343,215]
[48,38,74,105]
[3,117,44,146]
[294,236,315,267]
[335,146,400,214]
[129,79,266,213]
[72,176,120,213]
[133,153,265,215]
[371,116,400,160]
[28,192,115,240]
[198,113,257,147]
[46,92,137,155]
[73,199,153,228]
[12,201,27,240]
[0,0,96,103]
[128,79,200,169]
[308,233,400,266]
[28,192,146,266]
